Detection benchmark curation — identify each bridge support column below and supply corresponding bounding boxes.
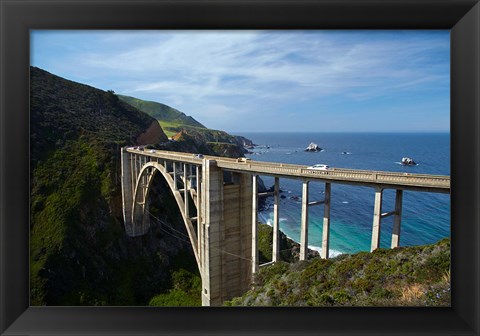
[200,161,253,306]
[272,177,280,262]
[391,190,403,248]
[173,162,177,190]
[196,165,202,259]
[321,183,331,259]
[300,180,309,260]
[201,159,224,306]
[371,187,383,251]
[238,173,253,292]
[251,175,259,275]
[184,164,189,219]
[121,148,134,236]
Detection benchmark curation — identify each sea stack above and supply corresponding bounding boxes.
[305,142,322,152]
[401,157,417,165]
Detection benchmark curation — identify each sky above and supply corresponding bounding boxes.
[30,30,450,133]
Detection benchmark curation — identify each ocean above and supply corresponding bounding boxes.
[239,132,451,256]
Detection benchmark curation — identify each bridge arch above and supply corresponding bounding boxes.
[130,161,201,268]
[122,148,450,306]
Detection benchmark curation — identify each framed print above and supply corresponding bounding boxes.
[1,0,479,335]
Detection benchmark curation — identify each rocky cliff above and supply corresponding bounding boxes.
[30,67,192,305]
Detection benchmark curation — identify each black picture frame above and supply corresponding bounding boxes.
[1,0,479,335]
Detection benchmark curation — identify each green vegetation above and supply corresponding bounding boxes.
[165,122,252,149]
[31,138,113,304]
[225,238,450,306]
[158,120,210,138]
[119,95,253,149]
[30,67,192,305]
[118,95,205,129]
[31,69,166,168]
[148,267,201,307]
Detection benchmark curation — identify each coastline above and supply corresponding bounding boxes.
[258,212,345,259]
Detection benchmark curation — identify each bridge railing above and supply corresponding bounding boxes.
[217,160,450,189]
[126,148,204,165]
[125,148,450,190]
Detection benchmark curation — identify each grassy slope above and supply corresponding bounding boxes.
[119,96,253,149]
[158,120,204,138]
[118,95,205,129]
[225,238,450,307]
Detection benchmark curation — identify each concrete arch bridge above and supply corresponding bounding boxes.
[121,148,450,306]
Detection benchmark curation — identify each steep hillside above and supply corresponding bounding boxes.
[30,67,196,306]
[168,129,246,158]
[225,238,450,307]
[118,95,254,148]
[31,70,167,168]
[118,95,205,128]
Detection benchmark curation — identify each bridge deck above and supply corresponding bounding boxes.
[126,148,450,193]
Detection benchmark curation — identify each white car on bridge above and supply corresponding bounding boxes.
[307,164,330,171]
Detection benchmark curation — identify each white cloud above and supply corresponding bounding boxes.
[32,30,449,131]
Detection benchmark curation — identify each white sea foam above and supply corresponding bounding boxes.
[260,218,346,258]
[342,201,349,204]
[395,161,420,166]
[264,217,288,226]
[308,245,344,258]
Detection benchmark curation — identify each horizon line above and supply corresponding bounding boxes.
[226,130,451,134]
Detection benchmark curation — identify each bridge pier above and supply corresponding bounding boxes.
[121,149,152,236]
[321,183,331,259]
[183,164,189,219]
[251,175,259,275]
[300,181,333,260]
[371,188,404,251]
[391,190,403,248]
[201,160,253,306]
[173,162,177,190]
[300,180,309,260]
[200,159,223,306]
[371,187,383,251]
[121,148,134,236]
[272,177,280,262]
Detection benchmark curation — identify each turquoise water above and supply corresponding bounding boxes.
[240,132,450,256]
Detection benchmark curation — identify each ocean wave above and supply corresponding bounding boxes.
[260,212,346,257]
[308,245,344,258]
[264,217,289,226]
[395,161,420,166]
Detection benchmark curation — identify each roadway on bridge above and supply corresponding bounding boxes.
[125,148,450,193]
